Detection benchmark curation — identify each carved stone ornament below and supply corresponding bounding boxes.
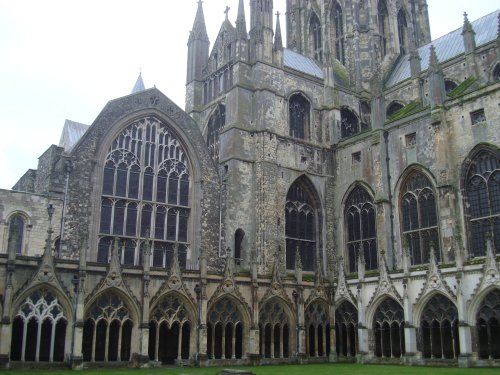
[368,251,402,306]
[470,235,500,302]
[334,257,356,305]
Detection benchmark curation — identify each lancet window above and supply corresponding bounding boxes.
[397,9,408,55]
[305,302,330,358]
[494,64,500,81]
[98,117,191,269]
[289,94,310,140]
[285,180,317,271]
[330,2,345,64]
[82,293,133,362]
[207,104,226,163]
[378,0,389,58]
[464,150,500,257]
[340,108,360,139]
[7,214,25,255]
[345,186,377,273]
[373,298,405,358]
[401,171,440,265]
[259,300,291,359]
[420,295,459,359]
[310,13,322,61]
[207,298,244,359]
[10,289,67,362]
[148,294,191,364]
[476,289,500,359]
[335,300,358,357]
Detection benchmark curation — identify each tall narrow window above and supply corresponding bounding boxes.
[207,298,243,359]
[289,94,310,140]
[310,13,322,61]
[378,0,389,58]
[335,301,358,357]
[285,178,318,271]
[464,149,500,257]
[494,64,500,81]
[345,186,377,273]
[340,108,360,139]
[234,228,245,264]
[373,298,405,358]
[331,2,345,64]
[259,299,291,359]
[397,9,408,55]
[207,104,226,163]
[99,117,191,268]
[401,171,440,265]
[305,302,330,358]
[7,214,25,255]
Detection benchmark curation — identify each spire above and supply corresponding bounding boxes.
[462,12,476,52]
[428,44,446,108]
[428,44,439,72]
[236,0,248,39]
[189,0,209,43]
[274,11,283,51]
[462,12,474,34]
[131,72,145,94]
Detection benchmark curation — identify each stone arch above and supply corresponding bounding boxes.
[490,62,500,82]
[370,296,405,358]
[340,106,360,139]
[413,290,457,325]
[468,285,500,325]
[335,299,358,358]
[84,287,140,328]
[308,10,322,61]
[473,287,500,359]
[305,298,331,358]
[366,294,403,330]
[259,297,295,359]
[444,78,458,94]
[4,210,31,255]
[288,92,311,140]
[386,100,405,118]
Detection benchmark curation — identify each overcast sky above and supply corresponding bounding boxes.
[0,0,498,190]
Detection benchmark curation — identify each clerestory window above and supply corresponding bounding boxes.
[331,2,345,64]
[289,94,310,140]
[207,104,226,163]
[310,13,322,61]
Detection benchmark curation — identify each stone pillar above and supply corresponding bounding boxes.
[456,272,473,367]
[356,284,369,363]
[328,303,337,362]
[198,254,208,365]
[402,280,418,365]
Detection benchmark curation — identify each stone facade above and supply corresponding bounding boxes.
[0,0,499,369]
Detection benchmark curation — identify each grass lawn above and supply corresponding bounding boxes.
[2,364,499,375]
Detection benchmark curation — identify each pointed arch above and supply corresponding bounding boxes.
[259,297,295,359]
[206,103,226,163]
[288,92,310,140]
[309,12,322,61]
[329,1,345,64]
[461,144,500,257]
[386,101,405,118]
[370,297,405,358]
[335,299,358,358]
[340,107,360,139]
[5,211,30,255]
[285,175,322,272]
[378,0,389,58]
[473,288,500,359]
[397,8,409,55]
[305,299,331,358]
[493,63,500,82]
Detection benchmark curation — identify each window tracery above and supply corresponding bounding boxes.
[285,181,317,271]
[335,301,358,357]
[259,300,290,359]
[330,2,345,64]
[476,289,500,359]
[305,302,330,358]
[310,13,322,61]
[464,150,500,257]
[373,298,405,358]
[378,0,389,58]
[397,9,408,55]
[10,289,67,362]
[207,298,244,359]
[99,117,191,268]
[207,104,226,163]
[340,108,360,139]
[289,94,309,140]
[345,186,377,273]
[401,172,440,265]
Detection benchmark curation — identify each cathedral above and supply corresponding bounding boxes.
[1,0,499,369]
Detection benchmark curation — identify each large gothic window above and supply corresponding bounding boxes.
[148,294,192,363]
[310,13,322,61]
[345,186,378,273]
[373,298,405,358]
[476,289,500,359]
[285,179,318,271]
[378,0,389,58]
[397,9,408,55]
[10,289,67,362]
[340,108,360,139]
[330,2,345,64]
[400,171,440,265]
[207,104,226,163]
[305,302,330,358]
[207,298,244,359]
[99,117,191,269]
[7,214,25,255]
[464,150,500,257]
[289,94,310,140]
[259,299,291,359]
[335,300,358,357]
[82,293,133,362]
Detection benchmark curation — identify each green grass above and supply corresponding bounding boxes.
[2,364,499,375]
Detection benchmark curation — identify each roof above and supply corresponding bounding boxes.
[58,119,90,151]
[386,10,499,87]
[284,48,324,79]
[131,72,145,94]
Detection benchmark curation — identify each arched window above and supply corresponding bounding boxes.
[310,13,322,61]
[476,289,500,359]
[493,64,500,81]
[285,179,318,271]
[345,186,378,273]
[373,298,405,358]
[397,9,408,55]
[335,301,358,357]
[378,0,389,58]
[207,104,226,163]
[149,294,192,363]
[7,214,25,255]
[99,117,191,268]
[305,302,330,358]
[10,289,67,362]
[289,94,310,140]
[340,108,360,139]
[234,228,245,264]
[259,299,291,359]
[207,298,243,359]
[420,295,459,359]
[464,150,500,257]
[82,293,133,362]
[400,171,440,265]
[387,101,404,118]
[330,2,345,64]
[360,101,371,131]
[444,80,458,94]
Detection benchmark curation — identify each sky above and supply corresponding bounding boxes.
[0,0,498,190]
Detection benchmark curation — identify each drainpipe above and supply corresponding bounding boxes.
[383,131,396,268]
